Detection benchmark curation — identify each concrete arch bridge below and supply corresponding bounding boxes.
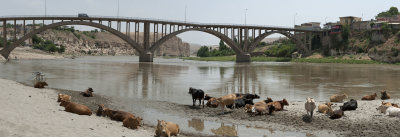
[0,16,325,62]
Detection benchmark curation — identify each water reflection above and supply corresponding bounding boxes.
[211,123,238,137]
[1,56,400,103]
[187,118,204,131]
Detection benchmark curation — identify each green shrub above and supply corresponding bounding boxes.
[391,47,399,57]
[197,46,210,57]
[264,43,297,57]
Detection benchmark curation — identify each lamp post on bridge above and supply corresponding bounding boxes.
[245,8,248,25]
[117,0,120,17]
[45,0,47,17]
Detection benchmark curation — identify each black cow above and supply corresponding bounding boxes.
[189,87,205,108]
[263,97,273,104]
[235,93,260,100]
[340,99,357,111]
[227,98,254,109]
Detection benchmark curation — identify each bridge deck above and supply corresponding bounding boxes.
[0,15,324,32]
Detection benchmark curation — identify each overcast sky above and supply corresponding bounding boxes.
[1,0,399,45]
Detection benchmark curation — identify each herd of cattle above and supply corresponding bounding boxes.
[189,87,400,120]
[34,82,400,137]
[34,81,179,137]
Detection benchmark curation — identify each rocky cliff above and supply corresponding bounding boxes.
[34,30,190,56]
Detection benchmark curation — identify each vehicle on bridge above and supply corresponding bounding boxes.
[78,13,89,18]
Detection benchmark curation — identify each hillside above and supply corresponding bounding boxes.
[33,29,190,57]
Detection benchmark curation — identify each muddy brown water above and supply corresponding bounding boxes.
[1,56,400,136]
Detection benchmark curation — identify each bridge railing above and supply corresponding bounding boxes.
[0,15,323,32]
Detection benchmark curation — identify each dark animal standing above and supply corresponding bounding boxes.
[80,88,94,97]
[340,99,358,111]
[188,87,205,108]
[34,81,48,88]
[381,91,391,100]
[329,109,344,119]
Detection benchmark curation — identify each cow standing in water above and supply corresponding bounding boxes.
[188,87,205,108]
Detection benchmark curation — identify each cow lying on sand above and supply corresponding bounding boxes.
[329,109,344,119]
[362,93,377,100]
[80,88,94,97]
[96,104,136,121]
[330,93,348,102]
[340,99,357,111]
[123,116,143,129]
[318,102,333,114]
[57,93,71,102]
[381,91,391,100]
[267,99,289,111]
[59,99,92,116]
[205,94,218,108]
[34,81,48,89]
[155,120,180,137]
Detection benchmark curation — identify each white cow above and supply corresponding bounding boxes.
[305,97,316,118]
[386,106,400,117]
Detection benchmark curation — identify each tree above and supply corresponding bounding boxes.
[218,40,228,51]
[377,7,400,17]
[341,25,350,43]
[32,34,43,44]
[197,46,210,57]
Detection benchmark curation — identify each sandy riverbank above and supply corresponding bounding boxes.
[111,93,400,137]
[0,47,65,60]
[0,78,156,137]
[2,77,400,137]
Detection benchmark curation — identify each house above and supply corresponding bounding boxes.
[295,22,321,30]
[376,15,400,23]
[339,16,362,25]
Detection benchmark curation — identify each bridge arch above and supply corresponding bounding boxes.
[149,28,244,55]
[248,31,309,54]
[0,21,145,59]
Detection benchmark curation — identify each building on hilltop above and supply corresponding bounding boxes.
[376,15,400,23]
[295,22,321,31]
[339,16,362,25]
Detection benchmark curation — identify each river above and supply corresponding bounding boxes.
[1,56,400,136]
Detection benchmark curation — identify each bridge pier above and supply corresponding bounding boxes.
[0,49,10,60]
[236,53,251,62]
[139,52,153,62]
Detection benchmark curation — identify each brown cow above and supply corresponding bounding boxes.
[57,93,71,102]
[330,93,348,102]
[80,88,94,97]
[318,102,332,114]
[381,91,391,100]
[212,94,237,113]
[34,82,48,88]
[123,116,142,129]
[361,93,377,100]
[329,109,344,119]
[205,95,218,108]
[155,120,180,137]
[267,99,289,111]
[59,99,92,116]
[96,104,135,121]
